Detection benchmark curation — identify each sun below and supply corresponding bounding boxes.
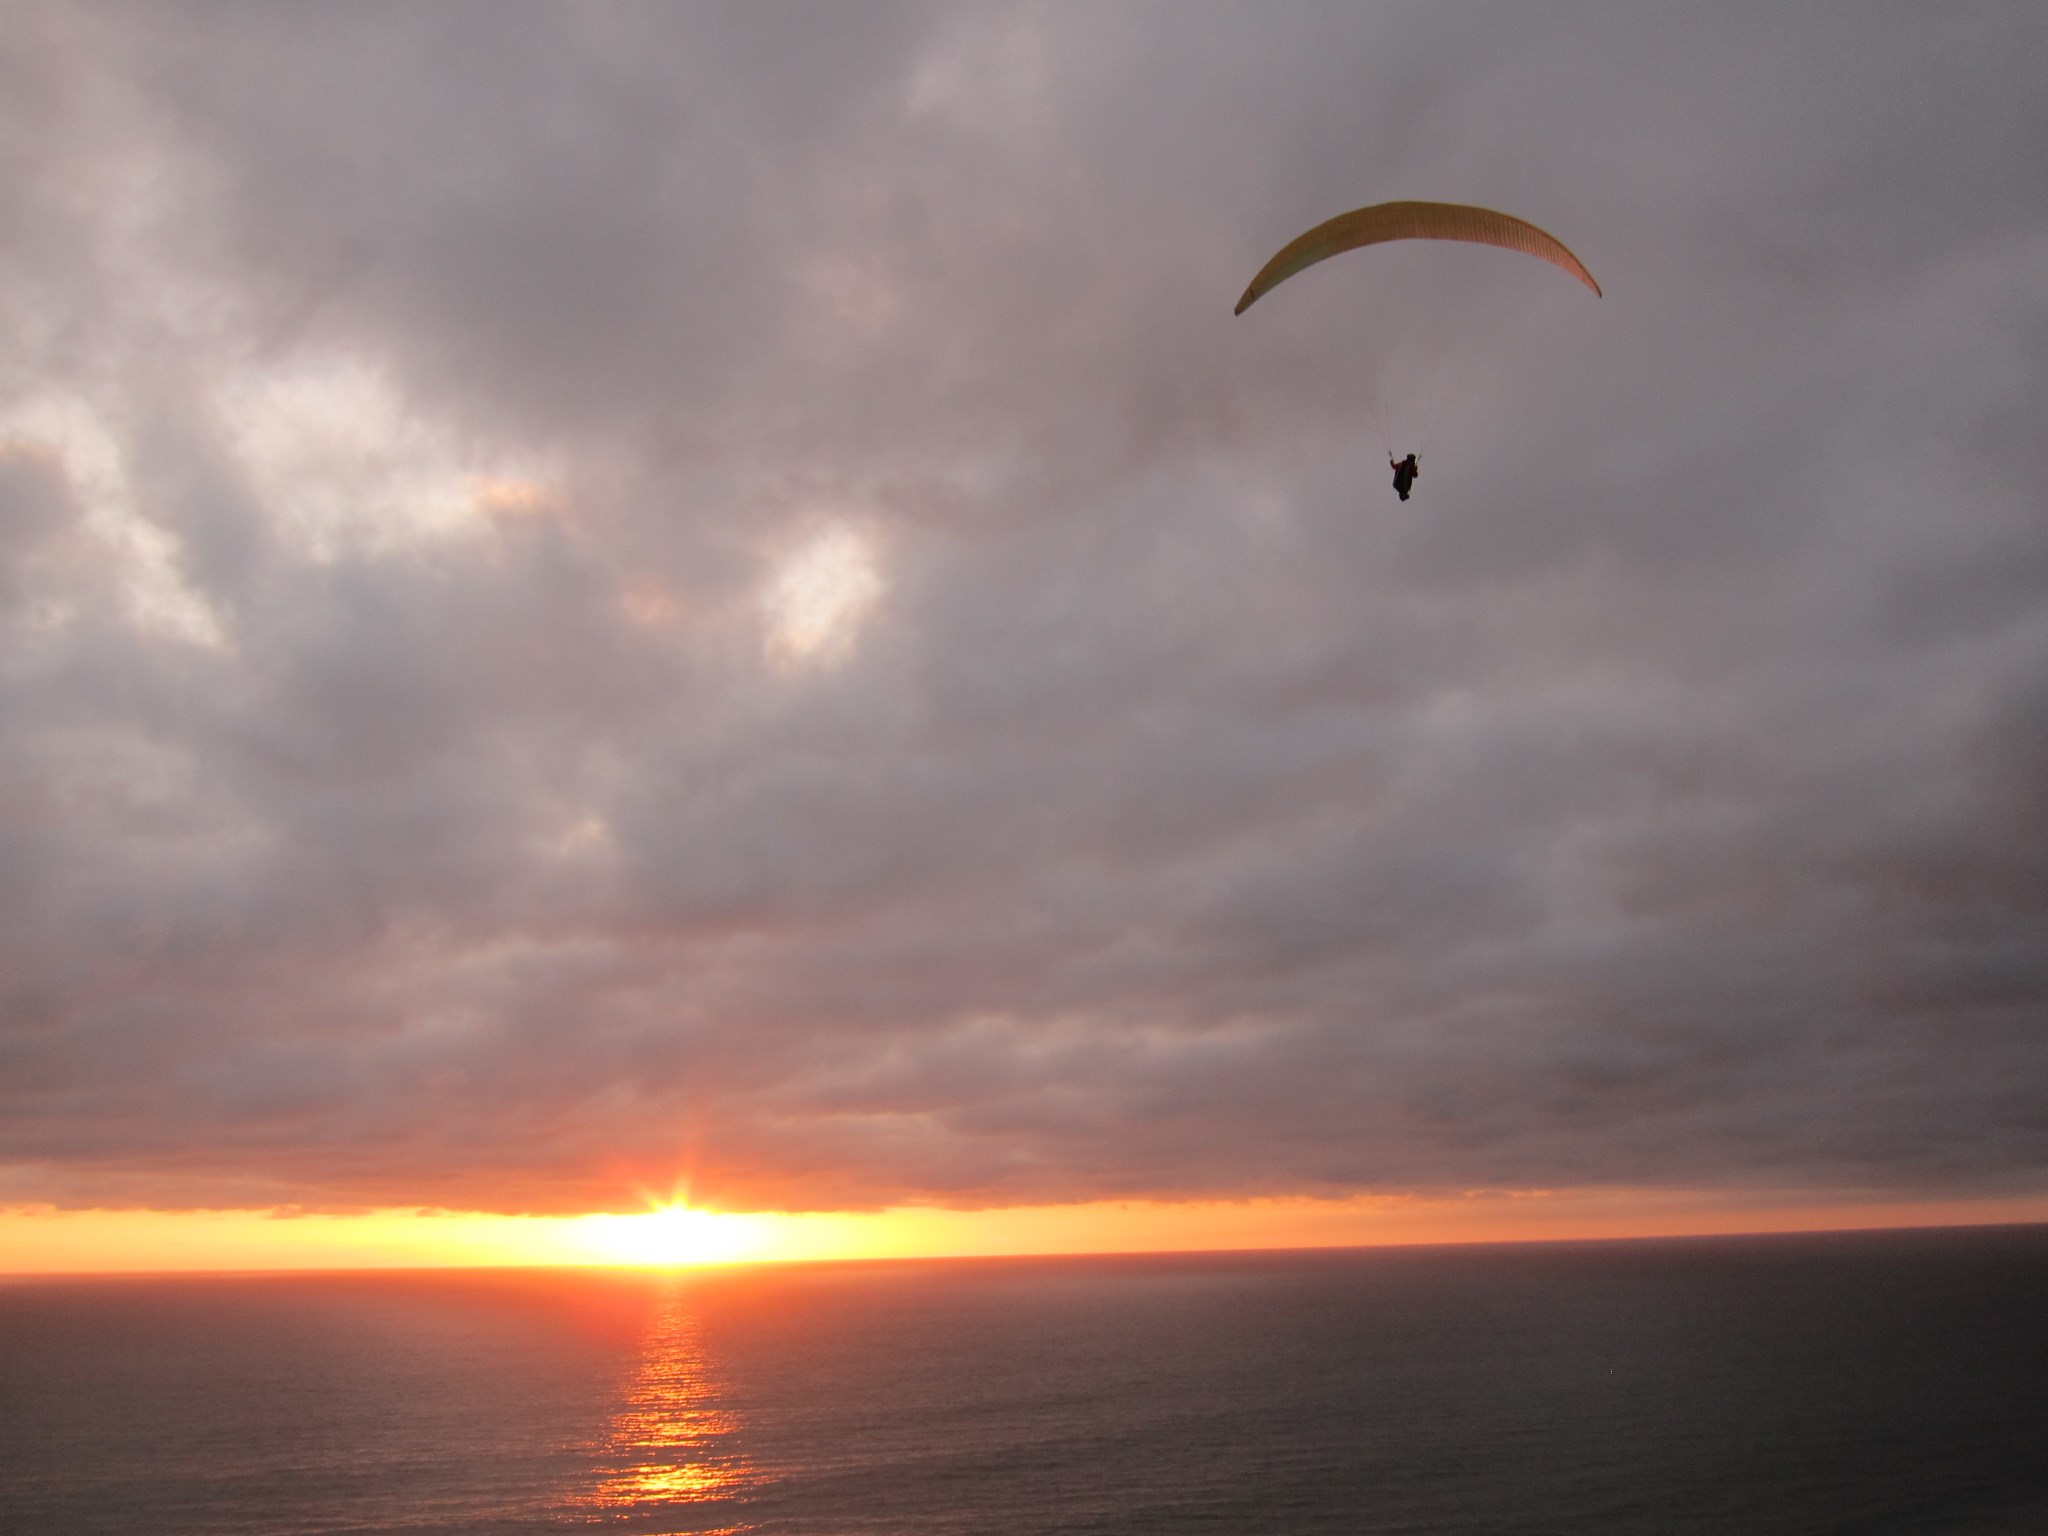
[569,1205,775,1268]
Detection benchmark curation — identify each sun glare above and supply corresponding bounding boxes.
[569,1206,777,1268]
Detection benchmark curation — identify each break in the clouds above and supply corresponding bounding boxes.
[2,2,2045,1215]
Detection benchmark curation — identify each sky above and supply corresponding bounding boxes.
[3,2,2046,1270]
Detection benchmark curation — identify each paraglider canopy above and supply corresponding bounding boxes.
[1234,200,1601,315]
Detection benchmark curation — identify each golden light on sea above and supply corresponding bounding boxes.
[564,1284,752,1518]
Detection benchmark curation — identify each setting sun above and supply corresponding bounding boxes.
[567,1206,779,1268]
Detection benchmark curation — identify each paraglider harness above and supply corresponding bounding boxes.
[1391,453,1419,501]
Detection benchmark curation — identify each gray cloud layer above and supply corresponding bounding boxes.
[2,2,2045,1214]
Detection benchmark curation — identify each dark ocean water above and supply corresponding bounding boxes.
[3,1225,2047,1536]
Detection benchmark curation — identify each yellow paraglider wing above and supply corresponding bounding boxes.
[1233,200,1601,314]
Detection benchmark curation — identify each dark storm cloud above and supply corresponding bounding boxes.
[2,2,2045,1214]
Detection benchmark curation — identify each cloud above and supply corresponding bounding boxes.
[1,3,2046,1216]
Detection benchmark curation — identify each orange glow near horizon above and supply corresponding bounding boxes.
[4,1190,2048,1277]
[572,1206,783,1268]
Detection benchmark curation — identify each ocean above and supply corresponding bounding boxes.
[3,1225,2045,1535]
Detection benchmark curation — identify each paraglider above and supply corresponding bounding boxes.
[1234,200,1600,316]
[1235,201,1599,500]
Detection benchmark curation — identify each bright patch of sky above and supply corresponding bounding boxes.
[764,521,883,669]
[214,356,557,561]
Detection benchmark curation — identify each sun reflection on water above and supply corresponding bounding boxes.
[568,1285,754,1526]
